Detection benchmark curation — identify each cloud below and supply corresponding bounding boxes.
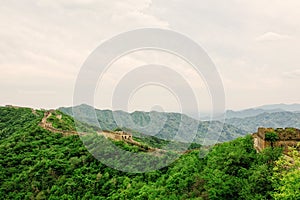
[1,0,300,110]
[255,32,291,42]
[0,0,170,109]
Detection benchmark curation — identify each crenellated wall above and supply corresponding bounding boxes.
[253,127,300,152]
[101,130,133,141]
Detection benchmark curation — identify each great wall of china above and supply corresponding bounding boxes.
[253,127,300,152]
[38,112,300,154]
[38,110,161,152]
[39,110,84,136]
[12,106,292,154]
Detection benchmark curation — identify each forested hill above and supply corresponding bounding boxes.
[59,104,247,144]
[0,106,299,199]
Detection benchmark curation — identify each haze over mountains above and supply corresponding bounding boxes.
[59,104,246,145]
[255,103,300,112]
[223,104,300,132]
[58,103,300,144]
[224,103,300,119]
[226,112,300,133]
[2,103,299,142]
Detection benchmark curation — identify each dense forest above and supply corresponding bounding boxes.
[0,106,299,199]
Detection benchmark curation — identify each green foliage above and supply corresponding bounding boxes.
[202,135,282,200]
[130,129,200,152]
[265,131,279,142]
[0,106,206,199]
[114,127,123,132]
[113,140,143,152]
[272,144,300,200]
[188,143,202,150]
[0,106,290,199]
[0,107,43,139]
[285,127,297,134]
[265,131,279,148]
[47,110,75,131]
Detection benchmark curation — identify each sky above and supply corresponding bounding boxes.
[1,0,300,113]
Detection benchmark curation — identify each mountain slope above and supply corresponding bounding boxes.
[225,111,300,133]
[0,106,292,199]
[255,103,300,112]
[197,103,300,120]
[60,104,247,144]
[224,108,284,119]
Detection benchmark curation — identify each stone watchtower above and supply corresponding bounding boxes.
[253,127,300,152]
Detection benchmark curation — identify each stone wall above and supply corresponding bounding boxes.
[39,110,81,136]
[253,127,300,152]
[101,130,133,141]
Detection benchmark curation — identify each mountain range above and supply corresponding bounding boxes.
[225,111,300,133]
[59,103,300,140]
[224,103,300,119]
[59,104,247,145]
[0,104,289,199]
[255,103,300,112]
[223,103,300,132]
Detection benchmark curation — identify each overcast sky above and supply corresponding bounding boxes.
[1,0,299,113]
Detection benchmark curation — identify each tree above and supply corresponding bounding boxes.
[265,131,279,148]
[272,144,300,200]
[114,127,123,132]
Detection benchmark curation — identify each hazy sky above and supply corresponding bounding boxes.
[1,0,299,112]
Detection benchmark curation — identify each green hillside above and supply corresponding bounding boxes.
[0,106,296,199]
[60,104,247,144]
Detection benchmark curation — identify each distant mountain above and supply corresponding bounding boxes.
[194,103,300,120]
[224,108,284,119]
[255,103,300,112]
[59,104,247,145]
[0,105,285,199]
[225,111,300,133]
